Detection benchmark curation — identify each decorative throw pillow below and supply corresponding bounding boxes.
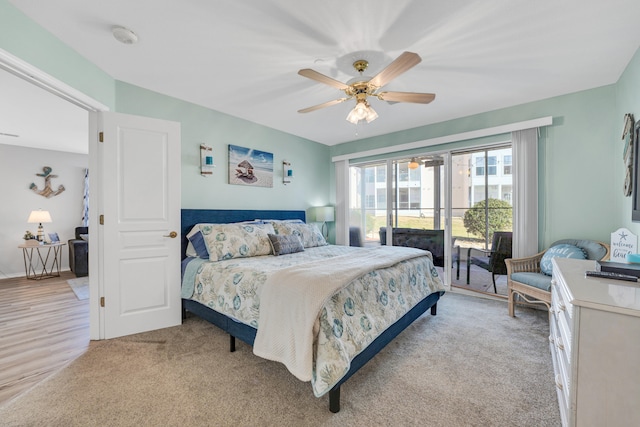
[268,233,304,256]
[187,230,209,259]
[185,224,213,257]
[540,244,587,275]
[202,223,275,261]
[268,221,328,248]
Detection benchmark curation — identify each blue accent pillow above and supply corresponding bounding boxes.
[268,233,304,256]
[540,244,587,275]
[188,230,209,259]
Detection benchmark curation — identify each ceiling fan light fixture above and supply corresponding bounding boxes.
[408,157,420,169]
[346,108,359,124]
[346,101,378,125]
[365,104,378,123]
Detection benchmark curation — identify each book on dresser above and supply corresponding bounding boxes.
[550,257,640,427]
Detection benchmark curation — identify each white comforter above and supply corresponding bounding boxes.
[252,245,428,382]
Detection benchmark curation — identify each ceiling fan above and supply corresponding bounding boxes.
[297,51,435,124]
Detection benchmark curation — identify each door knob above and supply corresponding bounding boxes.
[164,231,178,238]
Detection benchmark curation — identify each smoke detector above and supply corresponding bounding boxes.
[112,26,138,44]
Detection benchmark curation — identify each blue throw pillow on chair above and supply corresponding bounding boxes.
[540,244,586,275]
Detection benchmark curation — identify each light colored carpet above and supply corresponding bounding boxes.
[67,277,89,300]
[0,293,560,426]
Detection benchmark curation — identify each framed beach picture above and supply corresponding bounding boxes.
[228,144,274,188]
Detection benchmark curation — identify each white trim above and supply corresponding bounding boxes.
[0,48,109,112]
[331,116,552,162]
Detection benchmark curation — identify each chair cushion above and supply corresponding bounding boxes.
[511,272,553,292]
[540,244,587,275]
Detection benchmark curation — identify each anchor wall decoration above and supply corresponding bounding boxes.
[30,166,65,198]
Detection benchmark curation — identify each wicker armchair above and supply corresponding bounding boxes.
[506,239,610,317]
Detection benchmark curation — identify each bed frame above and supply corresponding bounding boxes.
[181,209,442,413]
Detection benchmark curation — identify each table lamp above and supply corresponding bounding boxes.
[313,206,334,239]
[28,209,52,242]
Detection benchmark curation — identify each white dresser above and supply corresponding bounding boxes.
[550,258,640,427]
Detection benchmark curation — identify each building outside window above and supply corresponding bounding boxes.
[503,155,512,175]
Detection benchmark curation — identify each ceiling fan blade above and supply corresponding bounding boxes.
[298,69,349,90]
[369,51,422,88]
[298,98,349,113]
[378,91,435,104]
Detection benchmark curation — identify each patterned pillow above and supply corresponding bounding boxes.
[268,233,304,256]
[201,223,275,261]
[268,221,327,248]
[540,244,587,275]
[185,224,212,257]
[187,230,209,259]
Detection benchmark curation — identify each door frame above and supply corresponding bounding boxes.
[0,48,110,339]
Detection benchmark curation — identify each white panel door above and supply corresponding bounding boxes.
[100,112,181,339]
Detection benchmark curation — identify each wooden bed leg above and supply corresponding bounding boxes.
[430,302,437,316]
[329,387,340,413]
[229,335,236,352]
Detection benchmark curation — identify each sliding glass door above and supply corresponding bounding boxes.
[348,161,389,245]
[451,146,513,294]
[348,144,513,295]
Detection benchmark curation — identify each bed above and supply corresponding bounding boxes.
[180,209,445,412]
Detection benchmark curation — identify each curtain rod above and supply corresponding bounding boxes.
[331,116,553,163]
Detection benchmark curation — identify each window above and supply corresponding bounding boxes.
[398,163,409,182]
[503,155,512,175]
[376,166,386,182]
[398,188,409,209]
[365,168,375,183]
[376,188,386,206]
[409,165,421,182]
[487,156,497,175]
[410,187,421,209]
[475,157,485,176]
[365,194,375,209]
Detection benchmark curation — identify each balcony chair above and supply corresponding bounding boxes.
[466,231,513,293]
[505,239,610,317]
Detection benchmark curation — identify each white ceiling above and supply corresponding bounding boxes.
[3,0,640,153]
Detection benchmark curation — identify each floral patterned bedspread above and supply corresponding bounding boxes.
[182,245,445,397]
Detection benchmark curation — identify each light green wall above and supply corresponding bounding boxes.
[330,75,632,249]
[616,47,640,237]
[0,0,115,109]
[115,81,331,210]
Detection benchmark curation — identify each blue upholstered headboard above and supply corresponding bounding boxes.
[181,209,306,259]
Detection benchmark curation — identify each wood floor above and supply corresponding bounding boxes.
[0,271,89,408]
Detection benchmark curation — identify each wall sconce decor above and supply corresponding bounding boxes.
[28,209,52,242]
[312,206,334,238]
[283,160,293,184]
[200,144,215,176]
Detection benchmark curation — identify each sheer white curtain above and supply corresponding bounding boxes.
[334,160,350,245]
[512,128,538,258]
[82,168,89,227]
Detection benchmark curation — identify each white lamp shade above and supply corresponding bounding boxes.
[314,206,334,222]
[28,210,52,223]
